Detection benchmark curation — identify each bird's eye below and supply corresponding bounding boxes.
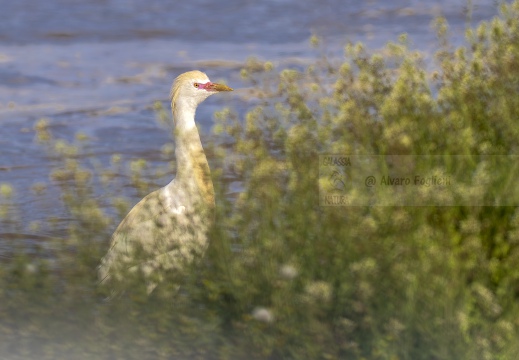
[194,83,199,88]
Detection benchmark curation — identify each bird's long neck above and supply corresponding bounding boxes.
[171,100,215,207]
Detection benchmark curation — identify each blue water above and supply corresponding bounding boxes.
[0,0,504,240]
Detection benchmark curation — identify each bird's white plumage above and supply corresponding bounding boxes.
[98,70,232,294]
[171,205,186,215]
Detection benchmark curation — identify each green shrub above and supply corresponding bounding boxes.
[2,2,519,359]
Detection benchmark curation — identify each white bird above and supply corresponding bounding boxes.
[98,70,233,294]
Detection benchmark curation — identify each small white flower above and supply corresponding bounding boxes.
[305,281,332,303]
[252,307,274,323]
[279,264,298,280]
[25,263,37,274]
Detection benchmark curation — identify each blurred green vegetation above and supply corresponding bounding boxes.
[2,2,519,359]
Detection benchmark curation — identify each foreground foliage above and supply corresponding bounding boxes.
[2,2,519,359]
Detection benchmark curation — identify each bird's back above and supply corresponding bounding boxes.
[98,180,214,289]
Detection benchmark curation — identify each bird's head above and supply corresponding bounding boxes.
[170,70,233,111]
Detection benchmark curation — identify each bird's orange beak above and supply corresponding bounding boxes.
[204,82,233,92]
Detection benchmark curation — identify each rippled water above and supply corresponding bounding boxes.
[0,0,503,239]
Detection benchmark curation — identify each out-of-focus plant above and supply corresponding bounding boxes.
[1,1,519,359]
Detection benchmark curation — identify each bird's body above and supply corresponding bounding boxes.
[98,70,232,293]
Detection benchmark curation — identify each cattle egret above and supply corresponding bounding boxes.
[98,70,233,294]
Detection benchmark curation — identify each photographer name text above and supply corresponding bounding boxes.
[375,175,451,186]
